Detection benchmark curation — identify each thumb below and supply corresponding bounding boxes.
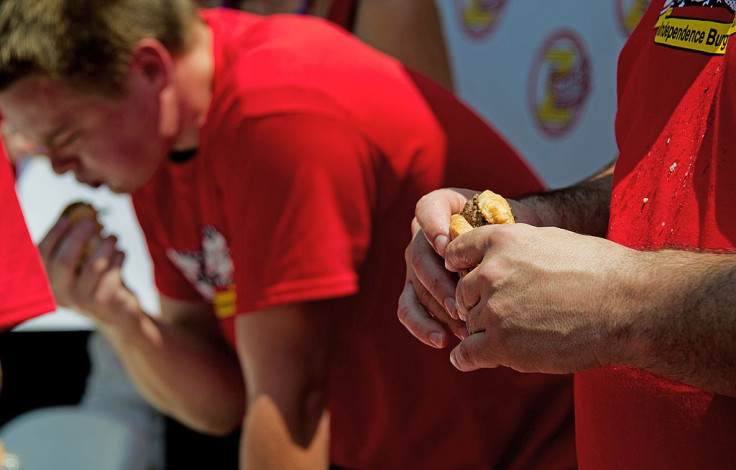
[450,332,499,372]
[415,188,472,256]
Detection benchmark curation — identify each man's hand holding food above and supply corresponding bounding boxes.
[38,202,140,330]
[400,187,637,376]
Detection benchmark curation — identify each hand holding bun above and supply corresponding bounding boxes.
[61,201,103,270]
[450,190,515,238]
[449,190,515,276]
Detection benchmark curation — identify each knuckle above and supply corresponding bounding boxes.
[396,302,420,333]
[476,263,501,285]
[413,282,437,314]
[396,296,411,324]
[54,252,79,272]
[415,193,431,211]
[88,256,109,276]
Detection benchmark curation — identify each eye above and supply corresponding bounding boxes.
[55,130,81,149]
[49,130,82,154]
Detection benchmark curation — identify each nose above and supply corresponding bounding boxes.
[49,153,80,175]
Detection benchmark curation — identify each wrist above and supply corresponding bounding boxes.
[515,194,556,227]
[518,175,612,235]
[94,300,147,344]
[601,249,668,369]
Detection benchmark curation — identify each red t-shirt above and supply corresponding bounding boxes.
[133,10,576,469]
[576,2,736,468]
[0,140,55,329]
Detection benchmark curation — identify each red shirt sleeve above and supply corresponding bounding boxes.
[216,114,375,315]
[0,141,55,329]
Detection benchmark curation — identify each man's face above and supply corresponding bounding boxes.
[0,76,170,193]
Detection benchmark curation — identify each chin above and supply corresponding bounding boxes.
[107,184,132,194]
[107,179,146,194]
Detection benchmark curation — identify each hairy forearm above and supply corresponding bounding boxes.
[619,249,736,397]
[98,311,245,435]
[522,165,613,237]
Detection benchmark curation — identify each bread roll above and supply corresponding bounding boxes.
[61,201,103,269]
[450,190,514,277]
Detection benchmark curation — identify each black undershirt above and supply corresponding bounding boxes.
[169,148,198,164]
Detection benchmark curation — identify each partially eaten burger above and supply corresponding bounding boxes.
[61,201,103,270]
[448,190,515,276]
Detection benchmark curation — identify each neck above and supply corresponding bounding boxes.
[171,19,214,151]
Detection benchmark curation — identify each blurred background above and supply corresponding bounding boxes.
[0,1,649,468]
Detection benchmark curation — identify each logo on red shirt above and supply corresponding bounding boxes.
[527,30,591,138]
[166,226,236,318]
[455,0,508,39]
[654,0,736,55]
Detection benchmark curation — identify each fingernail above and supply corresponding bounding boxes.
[458,326,469,339]
[443,297,456,319]
[429,332,444,348]
[434,234,448,255]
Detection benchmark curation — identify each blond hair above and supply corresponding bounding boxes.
[0,0,199,96]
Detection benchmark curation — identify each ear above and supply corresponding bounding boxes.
[130,39,173,87]
[129,39,180,139]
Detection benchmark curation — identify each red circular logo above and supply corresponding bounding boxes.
[528,30,592,138]
[454,0,509,40]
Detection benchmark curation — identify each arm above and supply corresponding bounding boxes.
[355,0,454,90]
[235,301,336,470]
[102,296,246,434]
[399,162,615,346]
[628,249,736,396]
[39,217,245,435]
[445,224,736,397]
[519,162,613,237]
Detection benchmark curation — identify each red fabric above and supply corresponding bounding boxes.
[577,2,736,469]
[133,10,575,469]
[0,140,55,329]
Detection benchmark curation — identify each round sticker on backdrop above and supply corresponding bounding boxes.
[616,0,651,36]
[455,0,508,40]
[528,30,591,139]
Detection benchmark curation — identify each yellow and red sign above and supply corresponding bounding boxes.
[528,30,592,138]
[617,0,652,35]
[456,0,508,39]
